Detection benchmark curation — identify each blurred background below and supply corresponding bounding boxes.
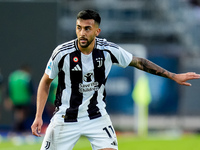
[0,0,200,143]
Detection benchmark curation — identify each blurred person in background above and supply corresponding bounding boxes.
[31,10,200,150]
[0,68,3,102]
[0,68,3,120]
[6,65,35,132]
[189,0,200,20]
[189,0,200,6]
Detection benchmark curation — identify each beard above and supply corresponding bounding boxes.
[78,37,94,48]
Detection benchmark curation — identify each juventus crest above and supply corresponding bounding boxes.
[96,57,103,67]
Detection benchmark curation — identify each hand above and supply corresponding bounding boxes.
[173,72,200,86]
[31,117,43,137]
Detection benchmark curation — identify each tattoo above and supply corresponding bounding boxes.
[129,57,175,79]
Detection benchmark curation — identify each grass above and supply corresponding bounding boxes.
[1,134,200,150]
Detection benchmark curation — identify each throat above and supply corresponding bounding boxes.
[78,43,94,55]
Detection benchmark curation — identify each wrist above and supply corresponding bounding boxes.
[168,72,176,80]
[35,114,43,119]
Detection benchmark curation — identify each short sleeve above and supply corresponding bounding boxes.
[116,46,133,68]
[45,51,60,79]
[100,39,133,68]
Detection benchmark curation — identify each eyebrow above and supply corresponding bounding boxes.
[76,25,92,28]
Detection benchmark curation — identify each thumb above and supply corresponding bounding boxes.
[37,125,41,133]
[37,121,43,134]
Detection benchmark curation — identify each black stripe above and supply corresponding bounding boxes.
[96,40,119,49]
[87,92,101,119]
[96,38,104,43]
[96,40,119,64]
[87,49,106,119]
[93,49,106,85]
[103,79,107,103]
[52,41,75,60]
[54,54,68,108]
[107,41,119,49]
[104,50,118,64]
[64,50,83,122]
[58,45,74,52]
[62,41,74,47]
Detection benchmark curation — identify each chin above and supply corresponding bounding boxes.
[81,46,88,48]
[80,44,89,48]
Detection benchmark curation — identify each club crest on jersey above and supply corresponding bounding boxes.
[45,141,50,149]
[73,57,79,62]
[96,58,103,67]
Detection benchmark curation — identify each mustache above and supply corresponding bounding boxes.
[79,37,88,40]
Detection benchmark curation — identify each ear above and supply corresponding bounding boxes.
[96,28,101,36]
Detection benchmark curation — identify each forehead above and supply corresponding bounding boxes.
[76,19,96,27]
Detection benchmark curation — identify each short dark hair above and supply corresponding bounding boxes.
[77,9,101,26]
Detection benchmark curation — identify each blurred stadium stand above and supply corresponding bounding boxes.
[57,0,200,53]
[0,0,200,133]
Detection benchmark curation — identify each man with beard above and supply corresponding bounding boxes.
[31,10,200,150]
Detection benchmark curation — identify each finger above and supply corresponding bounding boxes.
[36,127,42,137]
[37,125,41,134]
[33,130,41,137]
[192,74,200,79]
[31,125,41,137]
[187,72,200,79]
[31,127,38,136]
[183,82,192,86]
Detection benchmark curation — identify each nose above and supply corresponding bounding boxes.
[80,29,86,36]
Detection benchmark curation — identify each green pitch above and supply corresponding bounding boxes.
[1,134,200,150]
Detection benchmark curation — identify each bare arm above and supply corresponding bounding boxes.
[31,73,53,137]
[129,56,200,86]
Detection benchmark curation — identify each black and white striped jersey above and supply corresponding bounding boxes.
[45,38,132,122]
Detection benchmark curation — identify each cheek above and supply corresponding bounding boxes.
[76,30,79,35]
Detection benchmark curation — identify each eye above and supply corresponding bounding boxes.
[85,27,91,31]
[77,26,81,30]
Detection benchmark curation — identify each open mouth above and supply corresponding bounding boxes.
[80,38,88,43]
[80,39,87,43]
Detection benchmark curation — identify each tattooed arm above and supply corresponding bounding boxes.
[129,56,200,86]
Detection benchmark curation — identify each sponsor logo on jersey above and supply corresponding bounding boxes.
[79,82,99,93]
[83,72,94,82]
[72,64,81,71]
[111,140,118,146]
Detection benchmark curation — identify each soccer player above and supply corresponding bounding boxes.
[8,65,34,132]
[31,10,200,150]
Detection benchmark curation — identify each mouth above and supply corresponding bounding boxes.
[79,37,88,43]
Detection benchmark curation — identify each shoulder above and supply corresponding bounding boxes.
[51,39,76,60]
[96,38,119,50]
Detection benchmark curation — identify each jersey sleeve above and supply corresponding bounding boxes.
[106,44,132,68]
[115,46,133,68]
[99,39,132,68]
[45,47,60,79]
